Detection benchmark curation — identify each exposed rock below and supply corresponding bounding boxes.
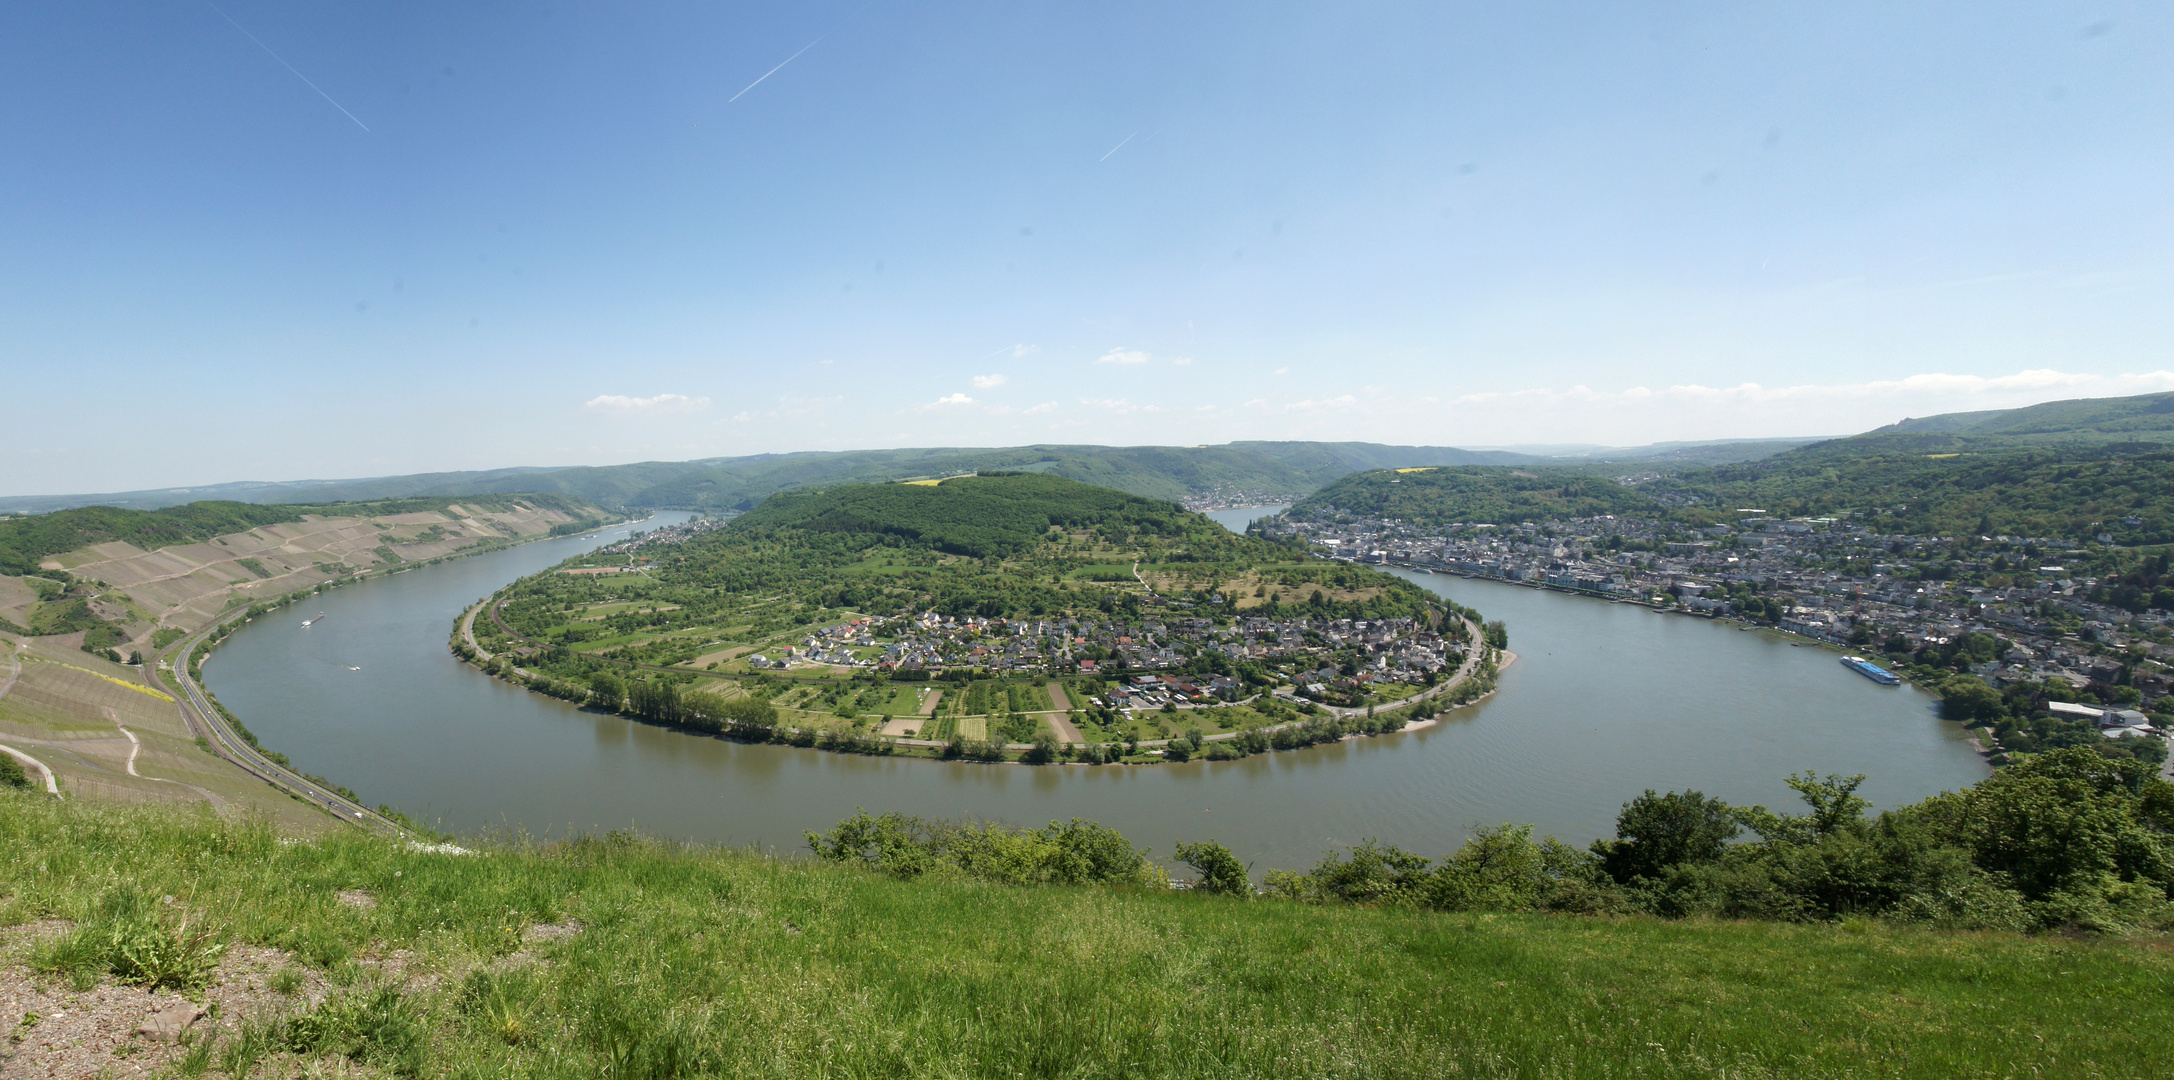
[134,1002,203,1043]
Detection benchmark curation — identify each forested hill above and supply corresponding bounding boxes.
[535,473,1445,626]
[1284,468,1657,528]
[730,473,1245,559]
[1869,390,2174,441]
[2,443,1539,515]
[1289,442,2174,545]
[0,493,606,576]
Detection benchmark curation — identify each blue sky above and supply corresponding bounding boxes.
[5,1,2170,494]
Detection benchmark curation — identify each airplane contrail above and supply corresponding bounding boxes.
[203,1,369,131]
[729,38,822,102]
[1099,131,1138,162]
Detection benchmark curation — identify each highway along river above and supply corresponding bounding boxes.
[208,510,1987,870]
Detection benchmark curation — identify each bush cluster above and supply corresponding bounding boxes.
[31,888,227,991]
[806,811,1162,887]
[1256,749,2174,932]
[815,747,2174,934]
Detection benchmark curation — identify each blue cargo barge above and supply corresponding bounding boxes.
[1839,655,1901,685]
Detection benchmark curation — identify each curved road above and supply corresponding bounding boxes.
[159,607,414,839]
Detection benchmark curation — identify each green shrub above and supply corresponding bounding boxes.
[31,889,226,990]
[1174,839,1251,896]
[806,811,1157,886]
[281,986,429,1077]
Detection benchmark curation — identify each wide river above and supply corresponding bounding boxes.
[208,508,1987,869]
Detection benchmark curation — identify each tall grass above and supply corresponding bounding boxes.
[3,791,2170,1078]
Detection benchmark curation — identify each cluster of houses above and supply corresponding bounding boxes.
[1103,673,1243,709]
[1261,509,2174,725]
[2048,700,2161,742]
[758,607,1461,699]
[1179,487,1297,512]
[592,515,728,559]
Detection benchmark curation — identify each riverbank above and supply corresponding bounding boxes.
[1396,649,1516,733]
[454,576,1504,766]
[198,514,1987,865]
[128,511,640,832]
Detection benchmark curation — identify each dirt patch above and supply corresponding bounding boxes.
[334,890,376,911]
[355,946,436,993]
[0,943,327,1080]
[1044,711,1084,745]
[0,922,77,956]
[520,922,582,945]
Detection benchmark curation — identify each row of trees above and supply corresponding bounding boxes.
[822,748,2174,934]
[806,811,1162,886]
[1189,749,2174,932]
[1933,671,2165,766]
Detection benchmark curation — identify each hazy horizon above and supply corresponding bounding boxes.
[2,431,1851,504]
[7,2,2170,495]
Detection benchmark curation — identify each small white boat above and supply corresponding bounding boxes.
[302,612,326,628]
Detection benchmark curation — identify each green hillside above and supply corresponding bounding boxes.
[1291,441,2174,545]
[1873,390,2174,441]
[0,443,1545,515]
[14,391,2174,518]
[1290,467,1658,526]
[502,474,1441,638]
[5,766,2172,1079]
[730,472,1231,558]
[333,442,1539,512]
[471,474,1464,755]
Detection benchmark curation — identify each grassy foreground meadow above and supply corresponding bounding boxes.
[3,793,2171,1079]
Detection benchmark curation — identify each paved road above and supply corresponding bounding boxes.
[162,608,414,839]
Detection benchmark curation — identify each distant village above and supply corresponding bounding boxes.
[752,609,1462,710]
[1257,507,2174,732]
[593,515,731,558]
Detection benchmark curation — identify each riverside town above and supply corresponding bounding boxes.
[1262,502,2174,767]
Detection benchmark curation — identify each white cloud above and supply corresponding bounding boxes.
[1011,344,1039,358]
[1171,356,1193,366]
[582,393,711,415]
[1079,397,1138,413]
[970,373,1008,389]
[1096,347,1152,365]
[1024,401,1057,414]
[914,393,975,411]
[1273,366,1289,375]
